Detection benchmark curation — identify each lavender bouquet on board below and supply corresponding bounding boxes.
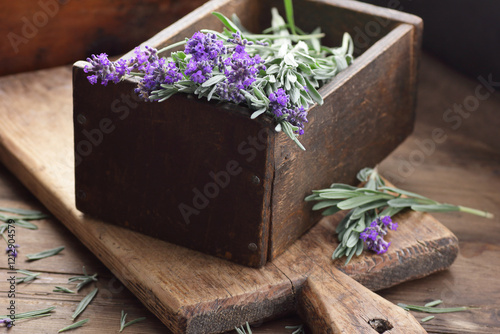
[82,0,353,150]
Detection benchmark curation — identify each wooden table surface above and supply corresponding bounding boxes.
[0,54,498,333]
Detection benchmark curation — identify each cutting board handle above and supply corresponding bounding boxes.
[298,268,426,333]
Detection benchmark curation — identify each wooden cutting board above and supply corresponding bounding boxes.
[0,66,458,333]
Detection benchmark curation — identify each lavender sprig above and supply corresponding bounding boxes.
[68,266,98,291]
[306,167,494,264]
[119,310,146,332]
[82,0,353,150]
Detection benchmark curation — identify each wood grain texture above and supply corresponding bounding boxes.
[0,63,460,333]
[299,271,425,333]
[0,0,209,76]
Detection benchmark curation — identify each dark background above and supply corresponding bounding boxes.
[361,0,500,85]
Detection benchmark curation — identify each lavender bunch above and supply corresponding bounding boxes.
[305,167,493,264]
[82,0,353,150]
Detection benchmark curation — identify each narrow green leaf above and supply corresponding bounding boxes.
[11,219,38,230]
[0,207,45,216]
[120,310,146,332]
[424,300,443,307]
[304,194,321,201]
[211,12,240,33]
[304,76,323,105]
[317,191,361,199]
[0,306,55,320]
[421,315,435,323]
[350,199,389,219]
[284,0,296,35]
[26,246,65,261]
[329,183,357,190]
[387,198,435,208]
[397,303,470,313]
[379,186,431,200]
[250,108,267,119]
[321,206,342,216]
[201,75,225,87]
[379,206,405,217]
[16,269,41,284]
[311,200,340,211]
[72,288,98,320]
[59,319,89,332]
[345,233,359,248]
[337,194,392,210]
[54,286,76,294]
[411,204,459,213]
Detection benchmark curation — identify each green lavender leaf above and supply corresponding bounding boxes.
[212,12,240,33]
[304,76,323,105]
[68,266,98,291]
[72,288,98,320]
[312,200,340,210]
[398,303,470,314]
[26,246,65,261]
[0,306,55,320]
[0,207,45,216]
[337,194,392,210]
[378,186,431,200]
[284,0,297,35]
[421,315,435,322]
[285,324,305,334]
[424,300,443,307]
[59,319,89,332]
[16,269,41,284]
[53,286,76,293]
[411,204,459,212]
[11,219,38,230]
[235,322,253,334]
[201,74,225,87]
[119,310,146,332]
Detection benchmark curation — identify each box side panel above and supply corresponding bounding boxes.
[270,24,416,260]
[73,66,274,267]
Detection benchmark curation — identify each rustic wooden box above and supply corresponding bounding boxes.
[73,0,422,267]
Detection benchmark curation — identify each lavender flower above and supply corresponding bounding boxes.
[217,46,265,104]
[135,56,183,101]
[84,53,134,86]
[269,88,289,118]
[5,244,19,258]
[269,89,308,135]
[287,105,308,135]
[0,318,13,328]
[184,59,213,84]
[360,216,397,254]
[185,32,226,64]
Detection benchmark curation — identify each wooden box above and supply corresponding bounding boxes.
[73,0,422,267]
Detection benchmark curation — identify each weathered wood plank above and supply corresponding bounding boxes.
[0,0,209,76]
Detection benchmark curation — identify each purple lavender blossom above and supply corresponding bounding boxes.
[268,89,308,135]
[217,45,266,104]
[287,105,308,135]
[84,53,121,86]
[184,59,213,84]
[269,88,289,117]
[0,318,13,328]
[134,53,183,101]
[5,244,19,258]
[360,216,397,255]
[185,32,226,64]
